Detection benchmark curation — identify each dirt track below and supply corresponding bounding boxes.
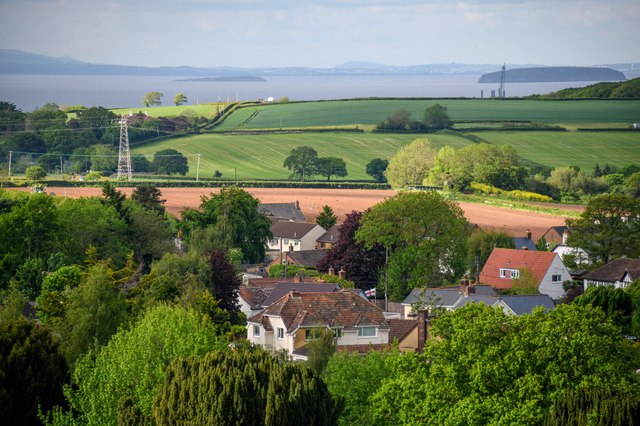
[17,187,577,241]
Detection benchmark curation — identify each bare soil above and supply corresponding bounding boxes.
[15,187,579,241]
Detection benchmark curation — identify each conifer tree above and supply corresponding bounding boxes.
[315,205,337,230]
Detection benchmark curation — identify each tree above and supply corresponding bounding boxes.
[306,327,337,376]
[152,148,189,175]
[385,138,437,188]
[511,267,539,295]
[317,211,386,290]
[574,285,634,333]
[379,108,412,130]
[181,187,272,263]
[0,318,68,426]
[127,204,173,264]
[316,205,337,230]
[141,91,163,107]
[283,145,318,180]
[423,103,452,130]
[25,165,47,183]
[152,349,342,425]
[173,93,187,106]
[131,183,166,214]
[365,158,389,183]
[548,166,593,197]
[467,229,515,282]
[76,106,118,140]
[58,305,227,425]
[89,143,117,173]
[317,156,347,181]
[566,194,640,265]
[207,249,242,323]
[356,191,469,300]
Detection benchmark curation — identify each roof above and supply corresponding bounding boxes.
[238,287,273,309]
[259,202,306,222]
[480,248,558,289]
[316,224,341,243]
[499,295,555,315]
[583,258,640,283]
[286,249,329,268]
[249,290,388,333]
[261,282,340,307]
[543,226,569,240]
[513,237,537,251]
[387,319,418,343]
[453,294,501,310]
[402,288,463,307]
[271,221,323,239]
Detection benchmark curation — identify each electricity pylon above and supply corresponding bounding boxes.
[117,116,132,180]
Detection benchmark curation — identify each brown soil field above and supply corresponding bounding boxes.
[10,187,581,241]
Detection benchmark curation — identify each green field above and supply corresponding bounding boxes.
[110,103,223,118]
[214,99,640,131]
[131,132,470,180]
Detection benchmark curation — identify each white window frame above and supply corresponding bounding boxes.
[277,327,284,339]
[253,325,260,337]
[552,274,562,282]
[357,327,377,338]
[500,268,507,278]
[511,269,520,279]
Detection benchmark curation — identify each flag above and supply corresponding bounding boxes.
[365,288,376,297]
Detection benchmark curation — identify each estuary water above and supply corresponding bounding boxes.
[0,73,605,112]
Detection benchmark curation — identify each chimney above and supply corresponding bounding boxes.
[328,267,335,276]
[293,274,302,283]
[562,229,569,245]
[290,289,300,298]
[460,275,470,295]
[417,309,429,352]
[526,230,532,240]
[338,268,346,279]
[289,245,294,252]
[295,200,300,210]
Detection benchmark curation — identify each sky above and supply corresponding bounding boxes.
[0,0,638,68]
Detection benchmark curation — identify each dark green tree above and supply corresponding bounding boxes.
[131,183,166,214]
[0,318,68,426]
[76,106,118,140]
[423,103,453,130]
[365,158,389,182]
[574,285,634,333]
[0,101,25,132]
[316,204,337,230]
[468,229,515,282]
[152,148,189,175]
[545,387,640,426]
[376,108,412,130]
[173,93,188,106]
[306,327,337,376]
[317,156,348,181]
[283,145,318,180]
[207,249,242,323]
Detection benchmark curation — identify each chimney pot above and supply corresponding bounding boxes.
[338,268,346,279]
[526,230,532,240]
[293,274,302,283]
[562,229,569,245]
[328,267,335,275]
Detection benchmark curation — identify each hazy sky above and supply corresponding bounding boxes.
[1,0,638,68]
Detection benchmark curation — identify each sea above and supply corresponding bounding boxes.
[0,74,613,112]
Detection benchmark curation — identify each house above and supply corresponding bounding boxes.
[316,224,341,249]
[267,222,326,254]
[260,281,342,308]
[540,226,570,248]
[387,319,420,352]
[479,248,572,300]
[552,245,590,268]
[513,230,537,251]
[247,290,391,360]
[238,286,273,319]
[259,201,306,222]
[583,257,640,290]
[267,249,329,271]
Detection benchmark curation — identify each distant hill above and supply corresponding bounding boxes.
[532,77,640,99]
[479,67,626,83]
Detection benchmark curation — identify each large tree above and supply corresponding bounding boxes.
[152,148,189,176]
[566,194,640,266]
[316,204,337,230]
[141,91,163,107]
[365,158,389,183]
[385,138,437,188]
[173,93,187,106]
[467,229,515,282]
[316,156,347,181]
[207,249,242,323]
[423,103,453,130]
[356,191,469,300]
[283,145,318,180]
[76,106,118,140]
[131,183,166,215]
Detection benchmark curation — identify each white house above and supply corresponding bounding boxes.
[583,258,640,290]
[267,222,326,254]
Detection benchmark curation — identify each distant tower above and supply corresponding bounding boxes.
[498,63,506,98]
[117,116,132,180]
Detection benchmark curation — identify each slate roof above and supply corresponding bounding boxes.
[249,290,388,333]
[271,222,323,239]
[259,202,306,222]
[287,249,329,268]
[583,258,640,283]
[238,287,273,309]
[402,288,463,307]
[499,295,555,315]
[480,248,557,289]
[513,237,537,251]
[261,282,340,307]
[317,224,341,243]
[453,294,501,310]
[388,319,418,343]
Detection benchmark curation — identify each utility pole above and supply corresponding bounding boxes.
[8,150,12,179]
[117,116,132,180]
[196,154,201,182]
[60,155,64,179]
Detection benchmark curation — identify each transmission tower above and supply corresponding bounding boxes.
[499,63,506,98]
[117,116,132,180]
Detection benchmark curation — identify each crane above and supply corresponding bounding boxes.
[499,64,506,98]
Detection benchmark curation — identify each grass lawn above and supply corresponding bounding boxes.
[110,103,224,118]
[131,132,470,180]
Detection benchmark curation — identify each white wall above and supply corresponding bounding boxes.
[538,255,572,300]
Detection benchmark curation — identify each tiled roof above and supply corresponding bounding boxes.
[287,249,329,268]
[402,288,463,307]
[388,319,418,343]
[479,248,557,289]
[246,277,315,288]
[271,222,322,239]
[453,294,501,310]
[248,290,388,333]
[261,282,340,307]
[259,202,306,222]
[583,258,640,283]
[317,224,341,243]
[238,287,273,309]
[499,295,555,315]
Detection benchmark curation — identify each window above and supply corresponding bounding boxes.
[253,325,260,337]
[333,328,343,339]
[552,274,562,282]
[500,269,506,278]
[500,268,519,279]
[295,240,299,246]
[277,327,284,339]
[512,270,520,279]
[358,327,376,338]
[305,329,313,340]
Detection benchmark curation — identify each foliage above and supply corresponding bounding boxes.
[181,187,272,263]
[324,349,394,426]
[173,93,187,106]
[283,145,319,180]
[141,91,163,107]
[316,204,337,230]
[25,165,47,183]
[566,194,640,265]
[547,166,595,198]
[207,249,243,324]
[152,348,342,425]
[423,103,453,130]
[545,387,640,426]
[127,203,173,263]
[60,304,227,425]
[12,257,46,299]
[0,318,69,426]
[370,303,640,425]
[35,265,84,322]
[574,286,634,334]
[365,158,389,182]
[131,183,166,214]
[539,77,640,99]
[268,264,319,278]
[385,138,436,188]
[317,211,386,290]
[376,108,413,130]
[356,191,469,300]
[306,327,337,376]
[316,156,348,181]
[469,182,553,202]
[152,148,189,176]
[75,106,118,141]
[89,143,117,172]
[467,229,515,282]
[511,267,540,295]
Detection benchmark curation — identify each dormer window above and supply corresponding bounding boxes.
[357,327,376,337]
